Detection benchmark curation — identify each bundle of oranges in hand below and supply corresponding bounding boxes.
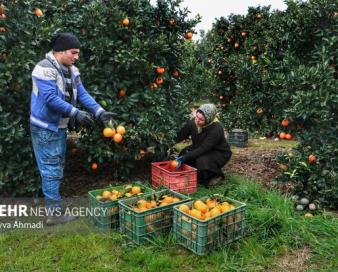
[102,120,126,143]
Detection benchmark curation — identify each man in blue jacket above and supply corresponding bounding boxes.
[30,32,114,225]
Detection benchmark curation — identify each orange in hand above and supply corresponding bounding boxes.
[170,160,179,169]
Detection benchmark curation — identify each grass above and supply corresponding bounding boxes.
[1,174,337,271]
[246,138,298,151]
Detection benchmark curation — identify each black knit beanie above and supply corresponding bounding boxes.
[50,32,81,52]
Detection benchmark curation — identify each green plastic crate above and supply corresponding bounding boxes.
[119,189,191,244]
[173,196,246,255]
[88,182,154,230]
[227,129,248,147]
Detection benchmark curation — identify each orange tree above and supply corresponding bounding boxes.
[203,0,338,208]
[0,0,199,194]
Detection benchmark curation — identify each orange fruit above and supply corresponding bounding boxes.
[103,127,115,138]
[241,31,247,37]
[190,209,203,220]
[206,198,217,209]
[149,83,158,90]
[34,8,43,17]
[118,89,126,97]
[256,108,264,114]
[210,207,221,217]
[171,70,179,77]
[131,186,141,195]
[0,26,6,32]
[156,66,165,75]
[162,196,174,204]
[170,160,179,169]
[251,55,257,60]
[102,190,111,199]
[194,200,208,213]
[281,119,289,127]
[0,14,6,19]
[122,18,129,26]
[184,32,193,40]
[91,162,98,170]
[234,42,240,49]
[279,132,286,139]
[116,125,126,135]
[155,77,164,85]
[113,133,123,143]
[285,133,292,140]
[179,204,190,213]
[308,154,317,163]
[146,200,157,209]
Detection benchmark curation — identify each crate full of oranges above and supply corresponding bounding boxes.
[173,195,246,255]
[88,183,153,230]
[119,189,191,244]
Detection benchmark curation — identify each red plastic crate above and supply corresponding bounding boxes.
[151,161,197,194]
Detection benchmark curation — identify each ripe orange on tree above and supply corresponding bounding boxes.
[113,133,123,143]
[156,66,165,75]
[285,133,292,140]
[34,8,43,17]
[116,125,126,135]
[0,14,6,19]
[122,18,129,26]
[148,83,157,90]
[103,127,115,138]
[171,70,179,77]
[155,77,164,85]
[234,42,240,49]
[240,31,247,37]
[0,26,6,32]
[279,132,286,139]
[256,108,264,114]
[281,118,289,126]
[184,32,193,40]
[118,89,126,97]
[308,154,317,163]
[91,162,98,170]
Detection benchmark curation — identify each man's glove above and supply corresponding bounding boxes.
[175,156,184,170]
[75,110,94,127]
[99,111,116,127]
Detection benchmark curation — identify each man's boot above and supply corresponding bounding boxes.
[207,176,223,187]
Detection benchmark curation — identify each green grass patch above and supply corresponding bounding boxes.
[0,174,337,271]
[245,138,298,150]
